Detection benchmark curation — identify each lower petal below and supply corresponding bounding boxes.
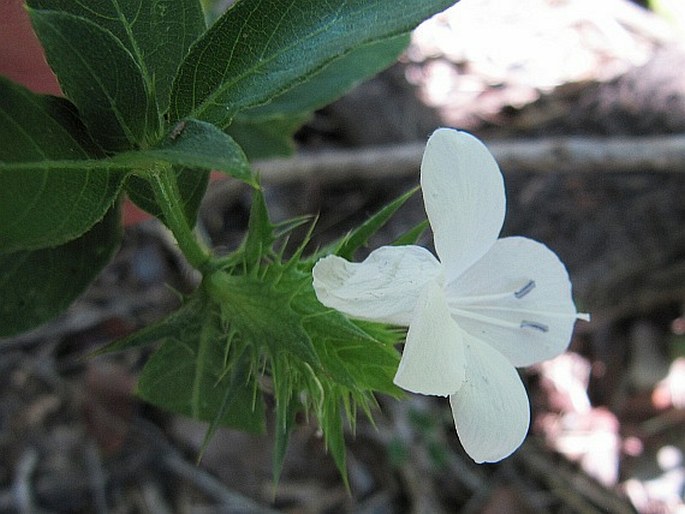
[449,337,530,463]
[394,281,465,396]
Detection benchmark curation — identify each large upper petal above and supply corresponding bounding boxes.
[449,336,530,463]
[312,245,442,325]
[394,280,466,396]
[445,236,588,367]
[421,129,506,281]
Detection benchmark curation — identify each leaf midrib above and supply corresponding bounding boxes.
[187,0,349,124]
[39,12,142,146]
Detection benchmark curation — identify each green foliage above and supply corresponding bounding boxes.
[27,0,206,111]
[119,119,254,226]
[335,186,421,260]
[387,437,411,467]
[3,191,411,480]
[118,120,254,184]
[98,188,405,480]
[2,0,458,484]
[28,9,158,151]
[0,205,122,337]
[227,34,410,159]
[124,169,210,228]
[207,190,404,479]
[170,0,454,129]
[137,300,266,433]
[228,115,310,160]
[392,220,430,246]
[0,78,128,252]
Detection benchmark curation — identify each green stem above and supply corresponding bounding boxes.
[149,165,210,271]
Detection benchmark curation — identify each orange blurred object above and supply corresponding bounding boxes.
[0,0,61,95]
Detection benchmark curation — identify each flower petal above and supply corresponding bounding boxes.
[450,337,530,463]
[394,280,466,396]
[446,236,587,367]
[312,245,442,325]
[421,129,505,280]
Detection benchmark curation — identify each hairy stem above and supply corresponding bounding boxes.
[149,164,211,271]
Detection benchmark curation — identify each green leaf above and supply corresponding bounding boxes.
[169,0,455,128]
[227,35,408,159]
[335,186,420,260]
[28,0,206,113]
[96,291,265,432]
[28,8,158,150]
[198,346,264,460]
[270,353,300,485]
[124,168,209,228]
[243,188,275,267]
[117,119,255,184]
[91,295,206,356]
[227,114,309,160]
[392,220,429,246]
[136,305,265,432]
[0,205,122,337]
[244,34,409,120]
[320,396,348,488]
[122,119,254,226]
[0,78,129,253]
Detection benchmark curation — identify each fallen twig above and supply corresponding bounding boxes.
[515,440,637,514]
[247,134,685,185]
[133,418,279,514]
[14,448,39,514]
[84,440,109,514]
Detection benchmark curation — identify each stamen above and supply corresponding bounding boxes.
[520,320,549,333]
[514,280,536,299]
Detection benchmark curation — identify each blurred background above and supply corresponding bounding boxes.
[2,0,685,512]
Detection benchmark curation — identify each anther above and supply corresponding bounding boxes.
[520,320,549,333]
[514,280,536,299]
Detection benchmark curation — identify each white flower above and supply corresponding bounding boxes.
[312,128,589,463]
